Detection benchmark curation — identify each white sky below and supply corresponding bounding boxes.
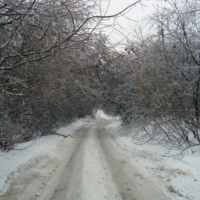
[98,0,167,51]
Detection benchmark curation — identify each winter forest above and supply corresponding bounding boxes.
[0,0,200,152]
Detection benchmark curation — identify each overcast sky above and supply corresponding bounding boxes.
[99,0,167,51]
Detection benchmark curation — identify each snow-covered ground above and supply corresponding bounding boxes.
[0,118,90,195]
[1,111,200,200]
[104,114,200,200]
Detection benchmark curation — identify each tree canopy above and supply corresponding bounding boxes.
[0,0,199,153]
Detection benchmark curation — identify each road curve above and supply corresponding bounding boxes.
[40,118,170,200]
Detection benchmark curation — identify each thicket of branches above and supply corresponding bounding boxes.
[0,0,141,151]
[99,0,200,153]
[0,0,110,150]
[0,0,199,153]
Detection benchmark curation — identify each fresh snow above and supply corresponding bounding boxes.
[104,114,200,200]
[0,118,89,194]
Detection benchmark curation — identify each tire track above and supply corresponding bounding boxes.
[41,126,89,200]
[97,122,170,200]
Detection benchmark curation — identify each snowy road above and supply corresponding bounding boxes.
[38,118,169,200]
[1,114,200,200]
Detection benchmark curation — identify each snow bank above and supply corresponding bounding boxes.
[56,118,91,136]
[0,118,89,194]
[102,113,200,200]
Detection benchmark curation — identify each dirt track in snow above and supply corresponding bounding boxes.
[0,117,170,200]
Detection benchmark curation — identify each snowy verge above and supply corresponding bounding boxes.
[0,118,90,194]
[56,118,91,136]
[103,114,200,200]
